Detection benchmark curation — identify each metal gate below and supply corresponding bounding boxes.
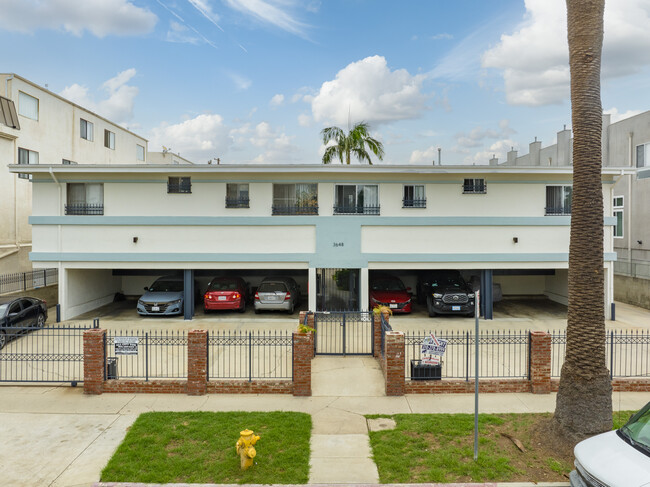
[316,268,360,311]
[313,311,374,356]
[0,322,94,385]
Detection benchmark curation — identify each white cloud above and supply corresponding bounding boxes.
[310,55,429,126]
[270,94,284,107]
[465,139,519,165]
[247,121,299,163]
[482,0,650,106]
[0,0,157,37]
[186,0,223,31]
[410,146,440,164]
[227,72,252,91]
[605,107,643,123]
[431,33,453,40]
[222,0,309,37]
[298,113,312,127]
[455,119,515,149]
[149,114,232,163]
[59,69,139,125]
[166,21,199,44]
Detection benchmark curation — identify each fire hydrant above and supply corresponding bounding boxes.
[236,429,260,470]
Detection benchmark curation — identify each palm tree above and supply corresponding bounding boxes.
[553,0,612,441]
[321,122,384,165]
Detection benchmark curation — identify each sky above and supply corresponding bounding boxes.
[2,0,650,165]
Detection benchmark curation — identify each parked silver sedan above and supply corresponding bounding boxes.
[254,277,301,314]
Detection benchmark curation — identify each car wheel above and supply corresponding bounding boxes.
[287,301,295,315]
[254,307,261,314]
[0,330,6,350]
[238,302,246,313]
[466,308,476,318]
[427,296,436,317]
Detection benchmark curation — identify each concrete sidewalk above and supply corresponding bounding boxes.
[1,358,647,487]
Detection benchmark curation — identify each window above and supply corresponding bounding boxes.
[18,91,38,120]
[80,119,93,141]
[65,183,104,215]
[226,183,250,208]
[462,178,486,194]
[62,159,78,165]
[136,144,145,161]
[104,130,115,150]
[637,143,650,168]
[272,183,318,215]
[168,177,191,194]
[614,196,624,238]
[545,185,572,215]
[18,147,38,179]
[403,185,426,208]
[334,184,379,215]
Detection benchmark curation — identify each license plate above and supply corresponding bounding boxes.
[452,306,461,311]
[389,303,398,309]
[267,296,279,301]
[218,296,227,301]
[151,306,160,311]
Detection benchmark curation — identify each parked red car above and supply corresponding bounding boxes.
[204,277,248,313]
[369,275,412,313]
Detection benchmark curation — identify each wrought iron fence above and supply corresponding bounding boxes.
[614,260,650,280]
[207,330,292,380]
[333,205,380,215]
[551,330,650,379]
[0,324,89,383]
[313,311,373,355]
[64,203,104,215]
[0,268,58,294]
[225,197,250,208]
[404,330,529,380]
[402,198,427,208]
[104,329,187,380]
[271,204,319,215]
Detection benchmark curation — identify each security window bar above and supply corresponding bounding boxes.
[614,196,624,238]
[18,91,39,121]
[80,119,93,141]
[104,129,115,150]
[545,185,572,215]
[226,183,250,208]
[403,184,426,208]
[65,183,104,215]
[18,147,38,180]
[334,184,380,215]
[272,183,318,215]
[168,177,192,194]
[462,179,486,194]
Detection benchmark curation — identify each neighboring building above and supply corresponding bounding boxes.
[0,73,149,274]
[146,149,194,165]
[495,111,650,308]
[9,163,621,321]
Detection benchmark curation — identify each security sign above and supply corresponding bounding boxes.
[421,333,447,365]
[114,336,139,355]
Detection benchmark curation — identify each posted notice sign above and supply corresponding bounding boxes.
[421,333,447,365]
[114,336,139,355]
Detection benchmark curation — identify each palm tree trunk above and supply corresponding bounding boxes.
[553,0,612,442]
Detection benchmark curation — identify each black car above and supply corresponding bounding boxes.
[0,296,48,350]
[417,271,475,317]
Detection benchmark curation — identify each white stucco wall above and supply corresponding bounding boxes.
[65,268,121,319]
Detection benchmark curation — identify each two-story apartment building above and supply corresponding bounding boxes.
[9,163,622,321]
[0,73,150,274]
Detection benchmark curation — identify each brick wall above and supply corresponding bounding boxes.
[83,328,106,395]
[384,331,405,396]
[530,331,551,394]
[187,330,207,396]
[292,332,312,396]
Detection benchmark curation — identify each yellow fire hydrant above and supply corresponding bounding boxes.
[236,429,260,470]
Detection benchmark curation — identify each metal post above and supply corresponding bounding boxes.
[342,313,347,356]
[610,330,614,380]
[43,269,47,287]
[56,304,61,323]
[23,272,26,291]
[611,302,616,321]
[474,290,480,461]
[248,332,252,382]
[145,332,149,382]
[466,331,470,382]
[206,331,210,381]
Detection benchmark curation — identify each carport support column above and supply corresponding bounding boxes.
[529,331,551,394]
[187,329,207,396]
[308,267,317,311]
[360,267,369,312]
[183,269,195,320]
[480,270,494,320]
[83,328,106,395]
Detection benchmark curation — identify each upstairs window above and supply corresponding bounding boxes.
[66,183,104,215]
[636,143,650,168]
[614,196,624,238]
[545,185,572,215]
[403,184,426,208]
[272,183,318,215]
[136,144,145,161]
[104,129,115,150]
[168,177,191,194]
[334,184,379,215]
[462,178,486,194]
[80,119,94,141]
[18,147,38,179]
[226,183,250,208]
[18,91,39,121]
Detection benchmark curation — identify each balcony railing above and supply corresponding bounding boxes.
[272,204,318,215]
[403,198,427,208]
[168,181,192,193]
[462,182,487,194]
[225,197,250,208]
[333,205,380,215]
[545,206,572,216]
[65,203,104,215]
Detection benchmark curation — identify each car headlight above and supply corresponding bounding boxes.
[468,293,475,298]
[433,293,443,298]
[138,299,144,305]
[169,299,182,306]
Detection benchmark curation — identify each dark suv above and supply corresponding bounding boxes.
[418,271,475,317]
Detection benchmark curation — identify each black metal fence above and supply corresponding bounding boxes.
[104,330,188,380]
[0,324,89,384]
[551,329,650,379]
[0,268,58,294]
[404,330,530,380]
[313,311,373,355]
[207,330,293,380]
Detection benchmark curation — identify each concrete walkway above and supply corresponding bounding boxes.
[0,366,648,486]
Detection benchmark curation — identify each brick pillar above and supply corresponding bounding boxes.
[299,312,316,358]
[293,332,312,396]
[384,331,405,396]
[187,329,207,396]
[83,328,106,395]
[373,311,390,358]
[530,331,551,394]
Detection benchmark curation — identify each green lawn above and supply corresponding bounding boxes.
[101,411,311,484]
